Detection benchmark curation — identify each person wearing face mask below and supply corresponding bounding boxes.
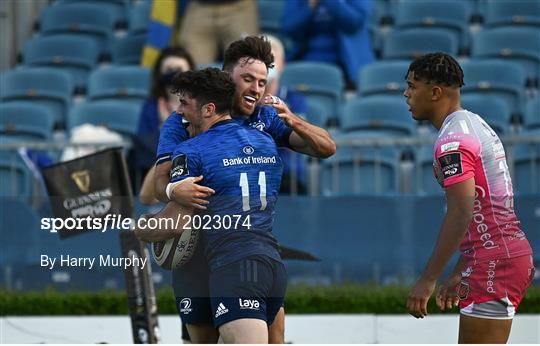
[133,47,196,192]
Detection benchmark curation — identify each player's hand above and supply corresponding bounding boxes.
[262,95,300,128]
[406,277,436,319]
[436,273,461,311]
[170,176,215,210]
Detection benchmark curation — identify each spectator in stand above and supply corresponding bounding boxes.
[133,46,195,187]
[178,0,259,65]
[265,34,308,194]
[281,0,374,88]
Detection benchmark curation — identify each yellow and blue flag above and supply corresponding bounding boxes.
[141,0,178,68]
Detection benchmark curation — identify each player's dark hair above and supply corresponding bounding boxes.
[171,68,236,114]
[222,36,274,72]
[151,46,196,99]
[406,52,464,87]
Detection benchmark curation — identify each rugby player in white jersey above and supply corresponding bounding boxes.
[404,52,534,343]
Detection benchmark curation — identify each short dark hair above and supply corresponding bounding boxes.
[171,68,236,114]
[406,52,465,87]
[151,46,196,98]
[222,36,275,72]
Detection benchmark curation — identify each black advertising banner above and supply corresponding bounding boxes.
[42,147,133,238]
[120,231,160,344]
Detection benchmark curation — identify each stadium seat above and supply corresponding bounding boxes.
[128,2,151,36]
[357,61,409,97]
[55,0,129,28]
[280,62,344,122]
[472,27,540,85]
[461,59,526,118]
[394,1,470,53]
[382,28,458,60]
[0,103,55,141]
[524,96,540,130]
[23,35,100,91]
[87,66,150,102]
[0,151,32,198]
[320,134,400,195]
[414,145,443,195]
[39,3,115,55]
[461,94,512,135]
[0,68,73,126]
[341,96,416,136]
[484,0,540,28]
[257,0,285,35]
[514,195,540,262]
[304,98,329,128]
[68,101,142,138]
[512,134,540,194]
[111,35,145,65]
[0,198,41,265]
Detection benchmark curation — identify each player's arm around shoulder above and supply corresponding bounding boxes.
[263,95,336,158]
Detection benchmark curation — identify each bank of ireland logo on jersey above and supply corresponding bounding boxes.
[243,145,254,155]
[251,120,265,131]
[179,298,193,314]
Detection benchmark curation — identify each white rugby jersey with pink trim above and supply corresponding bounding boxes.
[433,110,532,263]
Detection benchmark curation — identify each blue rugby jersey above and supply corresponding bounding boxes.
[155,112,190,165]
[156,105,292,165]
[170,119,283,270]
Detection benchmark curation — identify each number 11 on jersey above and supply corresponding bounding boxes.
[239,172,267,211]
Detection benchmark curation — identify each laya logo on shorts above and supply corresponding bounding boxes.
[438,152,462,178]
[458,281,470,300]
[170,154,189,179]
[179,298,193,314]
[215,303,229,318]
[239,299,260,310]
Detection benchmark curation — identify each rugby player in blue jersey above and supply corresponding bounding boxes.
[149,36,335,343]
[137,68,287,343]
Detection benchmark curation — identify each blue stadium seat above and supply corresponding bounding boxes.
[258,0,285,35]
[0,151,32,198]
[0,198,41,265]
[128,2,151,36]
[55,0,129,28]
[357,61,409,97]
[39,3,115,55]
[0,103,55,141]
[341,96,416,136]
[512,135,540,194]
[461,94,512,135]
[111,35,145,65]
[0,68,73,126]
[304,98,328,128]
[472,27,540,85]
[524,96,540,130]
[68,101,142,138]
[87,66,150,102]
[461,59,526,117]
[485,0,540,28]
[394,1,470,52]
[514,195,540,262]
[23,35,100,91]
[382,28,458,60]
[280,62,344,121]
[414,145,443,195]
[321,134,400,195]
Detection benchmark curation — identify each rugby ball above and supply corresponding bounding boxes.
[152,225,199,270]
